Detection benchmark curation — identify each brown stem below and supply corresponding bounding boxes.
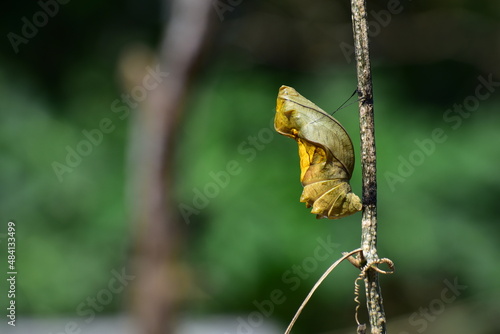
[350,0,387,333]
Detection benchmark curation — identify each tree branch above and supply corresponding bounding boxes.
[129,0,215,333]
[350,0,387,333]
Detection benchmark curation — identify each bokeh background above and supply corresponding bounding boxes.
[1,0,500,333]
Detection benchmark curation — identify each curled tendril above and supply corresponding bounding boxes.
[283,249,394,334]
[354,271,364,326]
[353,257,395,327]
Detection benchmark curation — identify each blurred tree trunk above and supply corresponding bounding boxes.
[127,1,215,333]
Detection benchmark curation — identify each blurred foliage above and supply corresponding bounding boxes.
[1,0,500,333]
[176,63,500,332]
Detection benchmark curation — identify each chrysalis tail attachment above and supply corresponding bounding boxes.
[331,88,358,115]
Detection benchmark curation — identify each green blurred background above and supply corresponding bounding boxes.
[1,0,500,333]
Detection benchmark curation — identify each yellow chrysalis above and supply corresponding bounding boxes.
[274,85,362,219]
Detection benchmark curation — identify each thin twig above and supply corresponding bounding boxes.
[284,248,362,334]
[350,0,388,333]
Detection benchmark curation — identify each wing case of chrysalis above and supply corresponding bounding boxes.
[274,85,362,219]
